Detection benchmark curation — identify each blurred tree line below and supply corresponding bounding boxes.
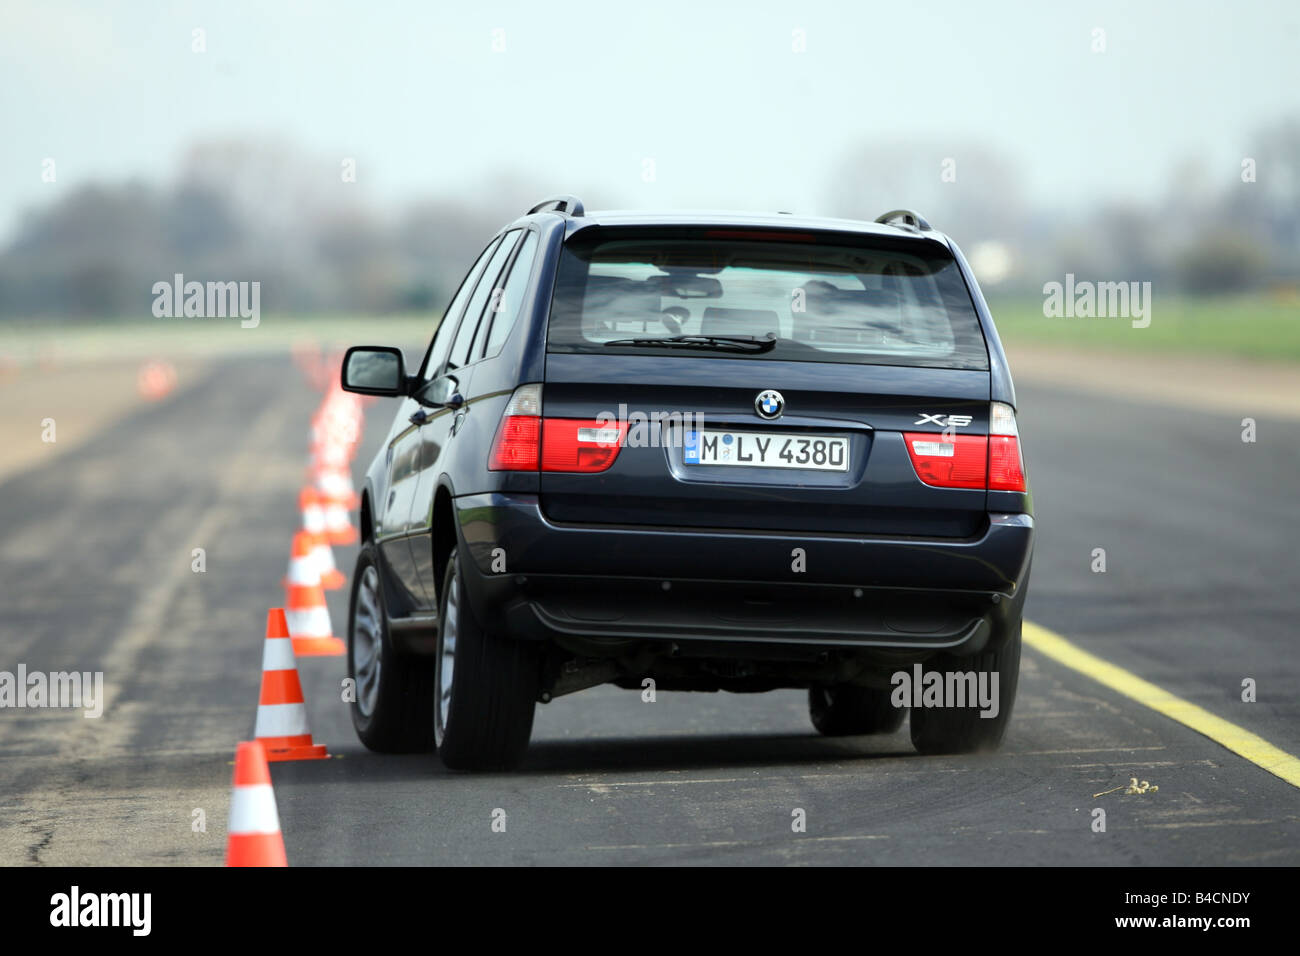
[0,140,540,319]
[2,119,1298,319]
[828,117,1300,296]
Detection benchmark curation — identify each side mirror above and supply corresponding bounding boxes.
[341,346,407,397]
[416,374,464,409]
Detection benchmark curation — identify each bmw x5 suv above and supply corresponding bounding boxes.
[340,197,1033,770]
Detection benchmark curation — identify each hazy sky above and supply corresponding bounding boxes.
[2,0,1298,240]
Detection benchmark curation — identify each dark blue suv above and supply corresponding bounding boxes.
[341,197,1033,770]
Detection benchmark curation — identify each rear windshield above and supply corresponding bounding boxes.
[547,228,988,369]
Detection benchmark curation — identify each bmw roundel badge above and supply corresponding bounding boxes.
[755,389,784,420]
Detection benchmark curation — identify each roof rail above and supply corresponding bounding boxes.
[874,209,932,231]
[527,195,585,217]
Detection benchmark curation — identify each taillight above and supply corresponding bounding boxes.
[904,402,1026,492]
[488,415,541,470]
[987,437,1024,490]
[488,384,542,471]
[541,419,628,472]
[487,384,628,473]
[903,433,987,489]
[987,401,1026,491]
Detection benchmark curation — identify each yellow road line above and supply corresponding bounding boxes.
[1023,622,1300,790]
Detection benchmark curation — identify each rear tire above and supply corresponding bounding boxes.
[809,685,907,736]
[909,621,1022,755]
[347,543,435,752]
[434,546,540,771]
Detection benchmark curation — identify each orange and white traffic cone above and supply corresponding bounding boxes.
[310,531,346,590]
[137,360,177,401]
[299,486,327,536]
[226,740,288,866]
[254,609,329,760]
[285,573,346,657]
[315,466,359,510]
[322,490,358,546]
[283,530,318,588]
[311,440,352,471]
[283,529,344,591]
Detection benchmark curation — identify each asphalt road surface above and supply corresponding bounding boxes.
[1,352,1297,865]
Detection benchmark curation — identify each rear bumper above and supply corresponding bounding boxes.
[453,493,1032,655]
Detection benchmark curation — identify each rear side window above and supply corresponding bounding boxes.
[422,235,501,379]
[449,230,521,370]
[483,231,539,358]
[547,228,988,370]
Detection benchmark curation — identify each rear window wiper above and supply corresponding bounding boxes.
[604,334,777,353]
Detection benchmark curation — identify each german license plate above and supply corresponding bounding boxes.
[683,429,849,471]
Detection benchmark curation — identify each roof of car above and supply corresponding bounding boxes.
[540,208,950,244]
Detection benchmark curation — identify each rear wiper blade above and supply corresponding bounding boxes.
[604,334,777,353]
